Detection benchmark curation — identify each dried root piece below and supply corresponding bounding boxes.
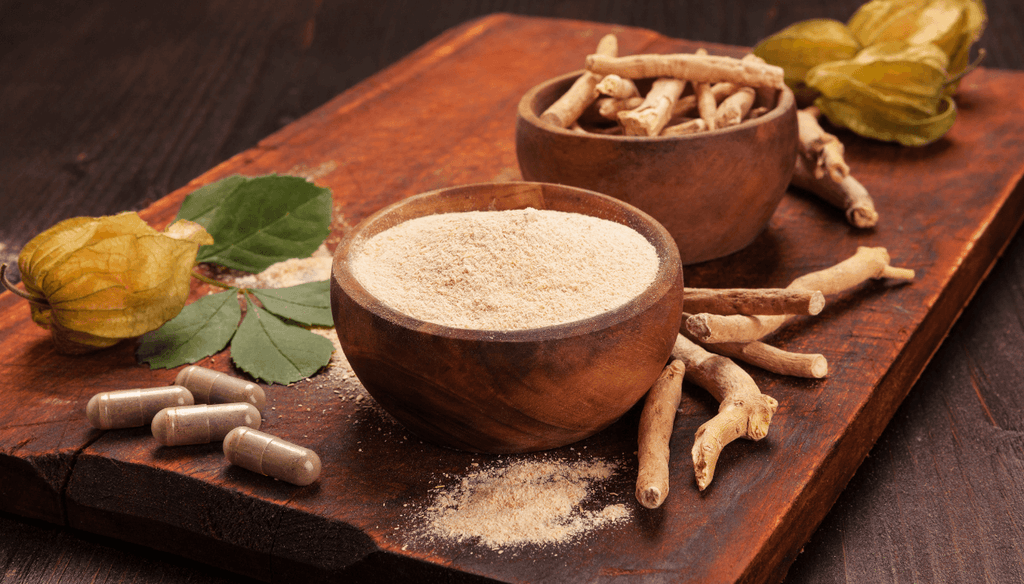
[681,326,827,379]
[671,82,739,119]
[686,246,915,344]
[742,53,778,110]
[662,118,707,136]
[541,34,619,128]
[793,106,879,229]
[692,49,718,131]
[793,156,878,229]
[684,287,825,316]
[636,360,686,509]
[618,77,686,136]
[596,74,640,99]
[797,106,848,182]
[714,87,756,128]
[586,53,786,90]
[672,334,778,491]
[746,106,770,120]
[597,96,644,120]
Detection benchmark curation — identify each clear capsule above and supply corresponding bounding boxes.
[86,386,194,430]
[175,365,266,412]
[151,403,262,446]
[223,427,321,486]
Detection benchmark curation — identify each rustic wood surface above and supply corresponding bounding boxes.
[2,2,1023,583]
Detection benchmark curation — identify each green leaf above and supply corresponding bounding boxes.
[174,175,248,229]
[249,280,334,327]
[753,19,861,89]
[231,295,334,384]
[137,289,242,368]
[194,174,332,273]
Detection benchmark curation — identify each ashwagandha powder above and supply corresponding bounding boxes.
[418,458,630,549]
[350,208,660,330]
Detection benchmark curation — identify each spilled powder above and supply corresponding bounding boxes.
[227,244,333,289]
[417,457,630,550]
[351,208,660,330]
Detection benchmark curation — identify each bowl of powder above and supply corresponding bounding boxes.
[515,68,798,265]
[331,181,684,453]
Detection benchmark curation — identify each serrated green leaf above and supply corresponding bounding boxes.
[753,19,861,89]
[231,295,334,384]
[174,175,248,229]
[137,289,242,368]
[194,175,332,273]
[249,280,334,327]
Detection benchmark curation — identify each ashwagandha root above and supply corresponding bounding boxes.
[797,106,848,182]
[684,287,825,316]
[661,118,708,136]
[597,96,644,120]
[681,325,827,379]
[541,34,619,128]
[746,105,770,120]
[693,49,718,131]
[618,77,686,136]
[793,106,879,229]
[742,53,778,110]
[671,82,740,119]
[672,334,778,491]
[596,74,640,99]
[715,86,756,128]
[793,155,879,229]
[586,53,786,90]
[636,360,686,509]
[685,246,915,344]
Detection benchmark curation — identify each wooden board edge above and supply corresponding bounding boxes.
[744,172,1024,584]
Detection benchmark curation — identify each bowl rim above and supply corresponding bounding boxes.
[332,181,683,343]
[517,69,796,141]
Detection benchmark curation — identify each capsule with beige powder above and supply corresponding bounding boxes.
[86,386,194,430]
[175,365,266,412]
[223,427,321,486]
[151,403,262,446]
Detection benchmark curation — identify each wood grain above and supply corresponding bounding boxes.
[2,7,1024,584]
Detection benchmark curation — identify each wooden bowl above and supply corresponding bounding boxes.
[516,71,798,265]
[330,182,684,453]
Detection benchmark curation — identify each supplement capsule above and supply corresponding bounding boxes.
[223,427,321,486]
[86,386,194,430]
[151,403,261,446]
[175,365,266,412]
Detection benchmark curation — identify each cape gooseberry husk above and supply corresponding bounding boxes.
[6,212,213,354]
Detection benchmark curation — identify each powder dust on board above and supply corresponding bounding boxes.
[234,246,636,550]
[414,456,631,551]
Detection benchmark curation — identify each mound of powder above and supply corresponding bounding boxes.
[418,458,630,549]
[350,208,660,330]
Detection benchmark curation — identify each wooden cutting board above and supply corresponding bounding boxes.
[2,14,1024,584]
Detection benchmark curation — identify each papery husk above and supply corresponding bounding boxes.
[16,212,213,353]
[848,0,987,92]
[807,41,955,145]
[753,19,862,90]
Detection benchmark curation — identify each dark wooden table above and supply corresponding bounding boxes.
[2,1,1023,583]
